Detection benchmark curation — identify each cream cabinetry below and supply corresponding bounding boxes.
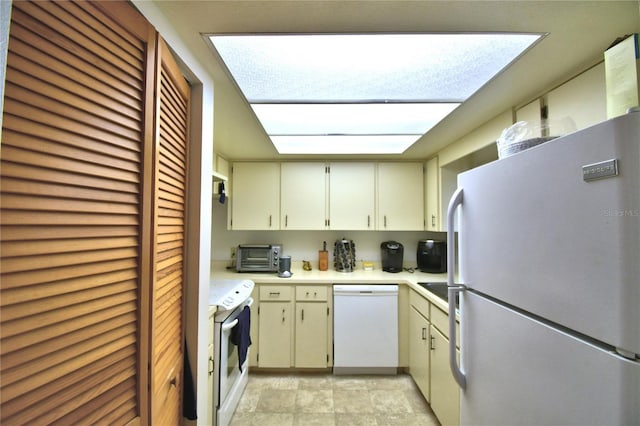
[377,162,424,230]
[281,163,327,229]
[257,286,293,367]
[409,292,430,402]
[231,162,280,230]
[329,162,376,230]
[294,286,331,368]
[430,322,460,426]
[257,284,332,369]
[409,289,460,426]
[424,157,440,231]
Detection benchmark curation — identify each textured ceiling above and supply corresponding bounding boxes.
[148,0,640,161]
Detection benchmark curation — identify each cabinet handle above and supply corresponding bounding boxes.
[301,309,304,321]
[208,356,214,375]
[367,215,370,228]
[269,292,280,297]
[285,215,288,227]
[421,327,427,340]
[384,215,387,228]
[269,215,272,227]
[430,335,436,350]
[282,308,285,322]
[431,214,436,227]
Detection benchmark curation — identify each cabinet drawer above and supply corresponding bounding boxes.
[410,290,430,319]
[295,285,328,301]
[431,305,460,348]
[260,285,292,301]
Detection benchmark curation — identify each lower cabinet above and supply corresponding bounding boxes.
[257,284,331,369]
[409,304,431,402]
[257,286,293,368]
[430,324,460,426]
[409,289,460,426]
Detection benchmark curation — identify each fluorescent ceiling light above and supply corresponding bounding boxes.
[208,33,541,154]
[271,135,421,155]
[251,103,460,135]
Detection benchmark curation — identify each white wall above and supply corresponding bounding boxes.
[211,200,445,268]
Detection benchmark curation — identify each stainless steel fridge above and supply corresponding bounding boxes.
[446,110,640,425]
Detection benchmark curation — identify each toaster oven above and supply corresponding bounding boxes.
[236,244,282,272]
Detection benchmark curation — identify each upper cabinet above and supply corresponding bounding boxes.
[281,162,327,230]
[229,161,426,231]
[377,162,424,231]
[329,162,376,230]
[424,157,440,231]
[231,162,280,230]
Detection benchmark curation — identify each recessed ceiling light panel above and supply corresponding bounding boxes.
[208,33,541,154]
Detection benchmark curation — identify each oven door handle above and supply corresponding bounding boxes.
[222,319,238,331]
[221,298,254,331]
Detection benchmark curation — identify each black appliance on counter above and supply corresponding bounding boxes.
[417,240,447,273]
[381,241,403,273]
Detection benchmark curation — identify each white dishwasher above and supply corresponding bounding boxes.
[333,284,398,375]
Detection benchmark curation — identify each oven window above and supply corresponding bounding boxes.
[226,340,239,377]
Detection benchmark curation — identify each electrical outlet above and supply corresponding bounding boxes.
[230,246,237,260]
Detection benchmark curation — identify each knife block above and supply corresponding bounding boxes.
[318,250,329,271]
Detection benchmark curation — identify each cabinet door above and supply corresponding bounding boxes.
[281,162,327,229]
[425,157,441,231]
[409,306,431,402]
[430,325,460,426]
[295,302,329,368]
[231,162,280,230]
[258,302,292,367]
[329,162,375,230]
[377,162,424,230]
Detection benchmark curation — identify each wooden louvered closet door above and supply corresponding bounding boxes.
[149,37,190,424]
[0,1,167,424]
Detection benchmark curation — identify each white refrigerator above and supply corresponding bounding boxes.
[446,110,640,425]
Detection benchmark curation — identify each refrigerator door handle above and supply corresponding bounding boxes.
[447,187,467,390]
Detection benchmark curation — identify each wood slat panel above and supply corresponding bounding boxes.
[11,4,143,92]
[0,225,138,241]
[1,346,136,423]
[0,145,139,184]
[150,36,189,424]
[2,302,136,354]
[7,20,141,103]
[0,161,139,195]
[0,1,154,422]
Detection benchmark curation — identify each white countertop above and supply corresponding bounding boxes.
[210,260,455,315]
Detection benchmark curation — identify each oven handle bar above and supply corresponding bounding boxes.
[221,297,254,331]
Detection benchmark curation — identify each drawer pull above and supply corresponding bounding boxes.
[269,292,280,297]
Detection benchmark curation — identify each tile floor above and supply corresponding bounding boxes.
[230,372,440,426]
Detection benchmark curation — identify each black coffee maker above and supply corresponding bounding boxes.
[381,241,403,273]
[417,240,447,273]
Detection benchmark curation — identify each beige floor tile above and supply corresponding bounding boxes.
[256,389,297,412]
[231,412,295,426]
[296,389,334,413]
[333,389,375,414]
[232,373,440,426]
[376,412,441,426]
[235,387,261,413]
[294,413,336,426]
[298,375,334,390]
[332,376,370,391]
[336,413,378,426]
[370,389,413,414]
